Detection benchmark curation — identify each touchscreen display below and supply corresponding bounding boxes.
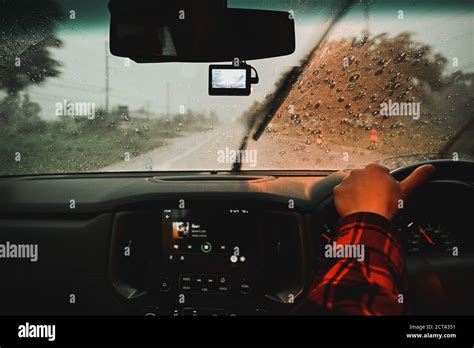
[162,209,255,263]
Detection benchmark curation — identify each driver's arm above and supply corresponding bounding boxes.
[301,163,436,315]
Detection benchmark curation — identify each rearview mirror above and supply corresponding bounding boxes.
[108,0,296,63]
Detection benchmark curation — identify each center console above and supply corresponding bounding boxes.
[109,201,306,316]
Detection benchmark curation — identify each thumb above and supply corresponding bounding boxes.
[400,164,436,197]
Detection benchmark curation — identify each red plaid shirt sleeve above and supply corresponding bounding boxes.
[306,212,407,315]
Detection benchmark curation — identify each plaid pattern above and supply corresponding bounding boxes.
[306,212,407,315]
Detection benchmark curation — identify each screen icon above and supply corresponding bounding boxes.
[201,242,212,253]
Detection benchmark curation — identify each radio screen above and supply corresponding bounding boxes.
[161,209,255,263]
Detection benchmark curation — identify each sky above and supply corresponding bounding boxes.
[25,0,474,120]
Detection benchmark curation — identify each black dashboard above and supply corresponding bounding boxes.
[0,173,325,316]
[0,161,473,316]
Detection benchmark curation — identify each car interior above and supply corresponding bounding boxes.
[1,160,473,317]
[0,0,473,320]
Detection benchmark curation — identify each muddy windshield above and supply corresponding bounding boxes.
[0,0,473,175]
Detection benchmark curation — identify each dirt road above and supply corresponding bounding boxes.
[101,123,385,172]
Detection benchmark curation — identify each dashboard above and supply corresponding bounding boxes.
[110,201,306,316]
[0,161,473,316]
[0,174,320,316]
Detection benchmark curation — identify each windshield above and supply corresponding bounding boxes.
[1,0,473,175]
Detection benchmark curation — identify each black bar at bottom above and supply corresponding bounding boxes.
[0,315,472,345]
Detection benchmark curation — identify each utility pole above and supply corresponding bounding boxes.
[105,40,110,114]
[166,81,170,116]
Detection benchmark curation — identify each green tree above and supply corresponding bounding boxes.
[0,0,64,95]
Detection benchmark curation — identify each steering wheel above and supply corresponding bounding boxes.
[390,160,474,314]
[316,160,474,315]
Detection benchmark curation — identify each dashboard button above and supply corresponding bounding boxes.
[218,276,229,285]
[240,279,251,294]
[179,274,193,291]
[180,284,192,291]
[180,275,192,283]
[205,275,216,285]
[159,277,170,292]
[218,285,230,293]
[182,308,199,316]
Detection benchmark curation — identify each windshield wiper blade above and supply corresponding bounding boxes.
[232,0,357,172]
[231,66,301,171]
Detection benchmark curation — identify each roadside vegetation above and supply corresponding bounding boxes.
[0,94,216,175]
[0,0,217,176]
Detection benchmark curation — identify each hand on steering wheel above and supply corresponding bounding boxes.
[334,163,436,221]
